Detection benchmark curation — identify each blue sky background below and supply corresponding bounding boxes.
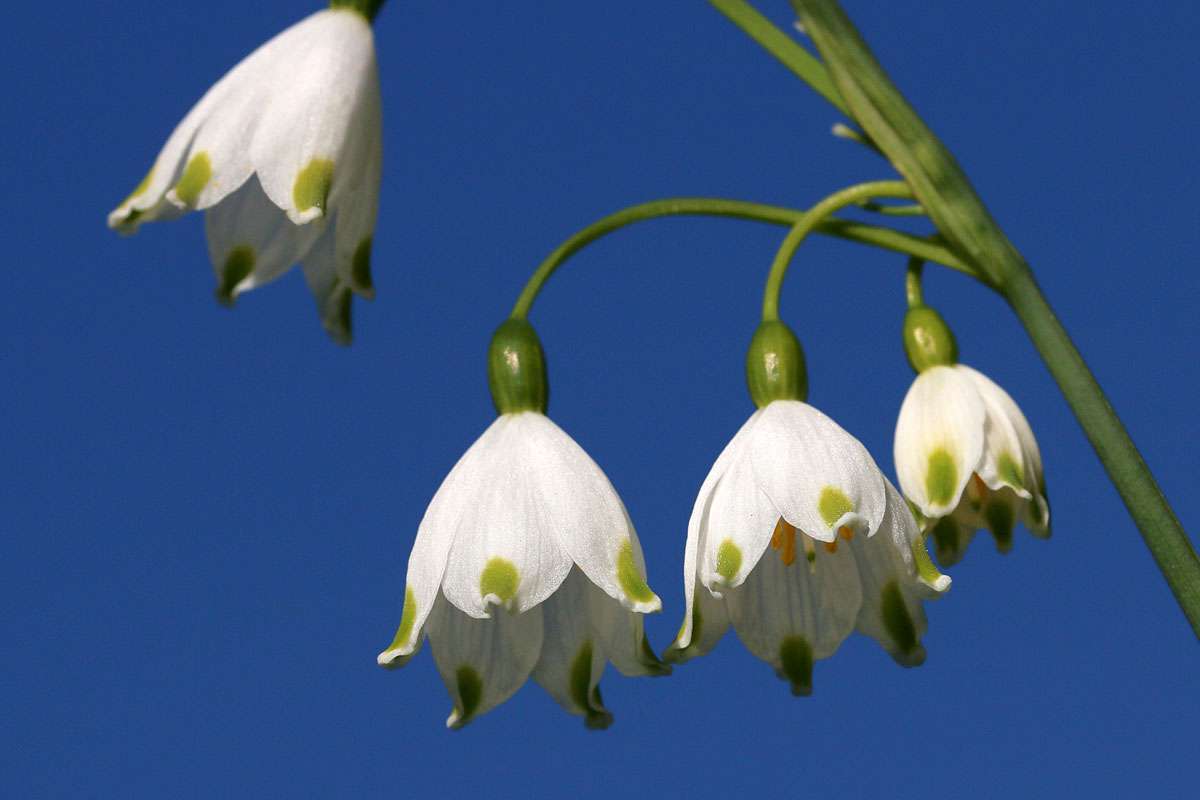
[4,1,1198,796]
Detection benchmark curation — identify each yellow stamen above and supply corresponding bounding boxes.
[771,518,797,566]
[823,540,839,554]
[968,473,989,504]
[838,525,854,541]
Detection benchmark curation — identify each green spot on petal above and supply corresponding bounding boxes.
[293,157,334,213]
[173,152,212,206]
[930,516,966,566]
[351,237,373,294]
[479,557,519,604]
[778,636,813,696]
[715,539,742,583]
[986,501,1015,553]
[997,452,1024,490]
[617,540,655,603]
[454,665,482,726]
[379,587,417,669]
[925,448,958,507]
[568,641,611,728]
[881,580,923,664]
[818,486,853,527]
[216,245,255,306]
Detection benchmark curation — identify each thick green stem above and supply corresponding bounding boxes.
[791,0,1200,634]
[510,198,974,319]
[1006,271,1200,635]
[761,181,912,320]
[330,0,386,21]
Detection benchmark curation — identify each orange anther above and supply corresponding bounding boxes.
[838,525,854,541]
[823,540,839,554]
[771,518,797,566]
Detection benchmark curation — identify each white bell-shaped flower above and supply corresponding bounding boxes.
[107,8,382,343]
[377,411,667,729]
[665,400,950,694]
[894,363,1050,565]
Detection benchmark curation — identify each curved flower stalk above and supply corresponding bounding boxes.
[665,397,950,693]
[107,8,382,344]
[377,322,667,728]
[894,364,1050,566]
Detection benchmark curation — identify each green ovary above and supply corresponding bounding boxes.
[617,540,655,603]
[479,557,519,604]
[925,448,958,507]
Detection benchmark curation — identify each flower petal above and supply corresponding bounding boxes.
[699,456,780,591]
[664,579,730,664]
[586,576,670,678]
[250,10,378,224]
[851,481,947,665]
[502,414,662,614]
[532,569,613,729]
[724,537,861,695]
[894,366,986,519]
[673,411,761,651]
[750,400,886,542]
[439,414,575,618]
[330,69,382,298]
[299,225,354,345]
[426,594,544,729]
[204,175,326,306]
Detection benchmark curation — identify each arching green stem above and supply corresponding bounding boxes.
[761,181,913,320]
[905,258,924,308]
[510,197,975,319]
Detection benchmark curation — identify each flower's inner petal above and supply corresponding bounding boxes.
[427,593,544,730]
[586,576,669,678]
[300,224,354,344]
[532,570,612,729]
[894,366,987,519]
[850,482,946,665]
[724,534,862,695]
[749,400,886,542]
[204,175,325,304]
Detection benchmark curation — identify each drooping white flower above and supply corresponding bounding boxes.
[377,411,667,728]
[107,8,382,343]
[665,400,949,693]
[894,363,1050,565]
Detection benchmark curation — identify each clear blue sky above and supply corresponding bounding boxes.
[4,1,1198,797]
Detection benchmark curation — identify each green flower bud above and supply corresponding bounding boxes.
[488,319,548,415]
[903,305,958,373]
[746,320,807,407]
